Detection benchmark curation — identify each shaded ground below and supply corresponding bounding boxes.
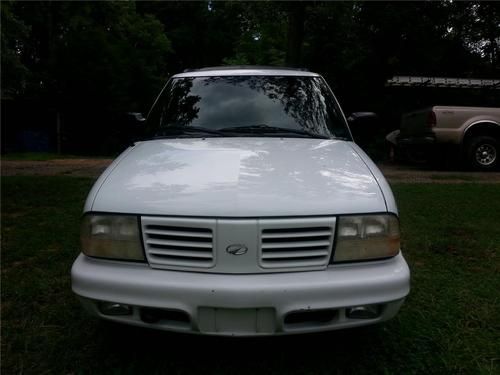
[2,158,500,183]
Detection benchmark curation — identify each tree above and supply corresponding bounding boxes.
[1,1,29,98]
[2,1,171,152]
[2,1,498,154]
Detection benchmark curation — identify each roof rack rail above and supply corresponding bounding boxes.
[386,76,500,89]
[183,65,309,73]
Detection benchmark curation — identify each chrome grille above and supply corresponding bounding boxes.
[141,217,216,269]
[259,218,335,269]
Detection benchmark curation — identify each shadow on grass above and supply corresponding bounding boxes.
[96,321,389,373]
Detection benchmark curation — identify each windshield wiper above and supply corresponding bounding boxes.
[219,124,331,139]
[153,125,227,139]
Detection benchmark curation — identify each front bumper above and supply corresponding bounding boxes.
[71,253,410,336]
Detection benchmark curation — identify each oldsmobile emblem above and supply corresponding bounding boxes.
[226,244,248,255]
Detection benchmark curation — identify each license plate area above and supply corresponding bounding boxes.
[198,307,276,334]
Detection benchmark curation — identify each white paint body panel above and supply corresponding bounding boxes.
[88,138,389,216]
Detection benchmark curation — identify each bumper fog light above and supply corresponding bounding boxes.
[346,305,381,319]
[98,302,133,316]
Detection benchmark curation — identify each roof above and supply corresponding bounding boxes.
[173,65,319,78]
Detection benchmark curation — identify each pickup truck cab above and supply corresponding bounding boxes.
[71,66,410,336]
[392,106,500,170]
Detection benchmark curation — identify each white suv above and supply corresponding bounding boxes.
[71,66,410,336]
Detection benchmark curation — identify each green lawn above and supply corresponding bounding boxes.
[1,177,499,374]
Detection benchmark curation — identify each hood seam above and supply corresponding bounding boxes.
[348,143,388,212]
[90,145,137,210]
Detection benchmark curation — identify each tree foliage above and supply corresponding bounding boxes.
[1,1,498,153]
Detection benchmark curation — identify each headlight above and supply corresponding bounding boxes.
[332,214,400,263]
[80,214,145,261]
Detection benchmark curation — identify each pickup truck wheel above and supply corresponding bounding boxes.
[466,136,498,171]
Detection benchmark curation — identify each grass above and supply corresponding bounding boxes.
[1,177,499,374]
[429,174,476,181]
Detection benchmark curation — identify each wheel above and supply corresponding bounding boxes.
[466,136,499,171]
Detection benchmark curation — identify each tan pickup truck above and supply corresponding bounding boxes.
[388,106,500,170]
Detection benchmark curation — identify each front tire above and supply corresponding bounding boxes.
[466,136,499,171]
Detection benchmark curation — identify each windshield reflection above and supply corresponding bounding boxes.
[147,76,350,139]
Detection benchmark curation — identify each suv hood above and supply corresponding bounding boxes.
[89,138,387,216]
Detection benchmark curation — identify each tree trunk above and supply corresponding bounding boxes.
[56,111,62,154]
[285,3,306,67]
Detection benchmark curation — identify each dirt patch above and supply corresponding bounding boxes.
[2,158,500,183]
[378,162,500,184]
[1,159,113,177]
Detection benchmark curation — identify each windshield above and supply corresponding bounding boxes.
[146,75,351,140]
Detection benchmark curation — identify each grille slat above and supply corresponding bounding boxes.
[260,221,334,269]
[148,255,214,268]
[148,249,214,259]
[142,219,215,269]
[145,229,212,238]
[261,250,329,259]
[261,230,332,239]
[261,240,331,249]
[261,258,329,268]
[146,238,212,249]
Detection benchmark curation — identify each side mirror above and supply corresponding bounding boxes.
[347,112,379,148]
[347,112,378,124]
[127,112,146,125]
[122,112,146,145]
